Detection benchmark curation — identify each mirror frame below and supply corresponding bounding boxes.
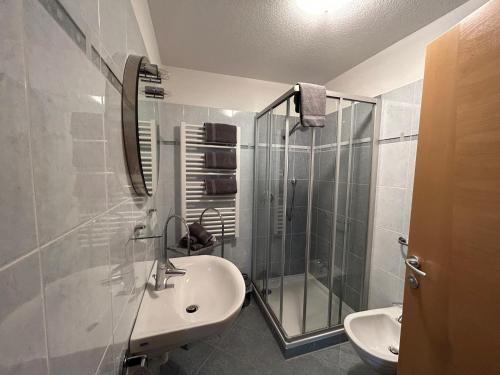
[122,54,153,196]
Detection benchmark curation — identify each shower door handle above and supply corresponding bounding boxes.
[405,256,427,277]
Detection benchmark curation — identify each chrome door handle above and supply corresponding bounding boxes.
[405,256,427,277]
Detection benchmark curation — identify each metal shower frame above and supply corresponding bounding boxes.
[251,85,381,354]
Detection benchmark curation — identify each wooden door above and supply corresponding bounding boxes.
[398,1,500,374]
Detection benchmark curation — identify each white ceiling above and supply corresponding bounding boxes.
[148,0,468,84]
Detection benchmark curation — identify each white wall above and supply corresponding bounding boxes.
[325,0,488,97]
[131,0,162,64]
[163,65,292,113]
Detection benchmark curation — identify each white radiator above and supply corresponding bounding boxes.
[180,122,240,238]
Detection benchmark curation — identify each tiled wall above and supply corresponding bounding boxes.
[156,103,256,275]
[0,1,161,374]
[368,80,422,309]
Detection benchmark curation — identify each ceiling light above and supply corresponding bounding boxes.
[296,0,348,15]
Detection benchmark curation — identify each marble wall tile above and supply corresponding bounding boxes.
[110,291,141,374]
[377,141,410,188]
[349,183,370,223]
[0,0,37,267]
[353,102,374,140]
[208,107,234,124]
[379,82,415,140]
[348,220,368,258]
[159,102,182,142]
[105,82,135,208]
[58,0,100,48]
[374,186,405,233]
[183,104,209,125]
[94,343,115,375]
[351,145,372,185]
[1,0,162,374]
[372,227,404,276]
[368,267,404,308]
[411,80,423,135]
[24,0,107,244]
[318,150,336,182]
[28,91,107,244]
[0,0,27,81]
[369,81,422,309]
[0,253,48,375]
[25,0,105,97]
[338,146,350,183]
[98,0,127,78]
[106,201,137,327]
[240,148,255,182]
[41,221,112,374]
[232,110,255,145]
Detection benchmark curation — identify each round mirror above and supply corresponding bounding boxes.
[122,55,160,196]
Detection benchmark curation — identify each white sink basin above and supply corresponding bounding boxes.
[130,256,245,356]
[344,306,402,375]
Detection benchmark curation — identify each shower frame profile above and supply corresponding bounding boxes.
[251,85,381,355]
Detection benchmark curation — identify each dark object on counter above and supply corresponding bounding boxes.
[189,221,214,245]
[179,235,203,251]
[204,123,237,145]
[178,235,215,252]
[205,177,237,195]
[205,151,237,169]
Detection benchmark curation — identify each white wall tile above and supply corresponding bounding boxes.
[377,141,410,188]
[374,186,405,232]
[159,102,182,142]
[368,267,404,309]
[0,253,48,375]
[41,221,112,374]
[0,1,162,374]
[0,0,38,267]
[369,81,423,309]
[372,227,405,276]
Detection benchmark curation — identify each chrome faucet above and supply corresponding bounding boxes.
[155,215,189,291]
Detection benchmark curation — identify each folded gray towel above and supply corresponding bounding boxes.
[205,177,237,195]
[296,82,326,127]
[188,221,214,245]
[205,151,237,170]
[204,123,237,145]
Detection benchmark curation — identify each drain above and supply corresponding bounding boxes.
[388,345,399,355]
[186,305,199,313]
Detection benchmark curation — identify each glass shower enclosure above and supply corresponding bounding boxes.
[252,86,379,353]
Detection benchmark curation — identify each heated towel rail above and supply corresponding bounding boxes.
[180,122,240,238]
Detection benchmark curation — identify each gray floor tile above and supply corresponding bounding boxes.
[264,354,341,375]
[217,322,284,369]
[196,349,260,375]
[161,342,215,375]
[234,301,270,332]
[311,344,341,366]
[339,343,377,374]
[155,302,374,375]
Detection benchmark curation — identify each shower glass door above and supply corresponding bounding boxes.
[266,100,288,322]
[252,88,377,343]
[253,112,271,296]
